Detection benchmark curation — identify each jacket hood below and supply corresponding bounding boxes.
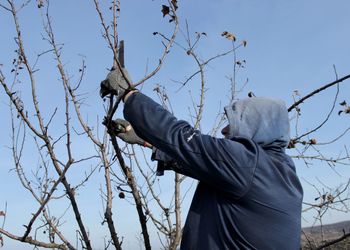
[224,97,290,148]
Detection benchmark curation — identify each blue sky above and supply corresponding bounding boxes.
[1,0,350,249]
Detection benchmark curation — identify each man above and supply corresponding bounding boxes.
[100,68,303,249]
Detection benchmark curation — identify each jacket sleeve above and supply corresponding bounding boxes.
[124,92,258,198]
[151,148,176,176]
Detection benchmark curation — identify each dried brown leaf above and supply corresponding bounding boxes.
[287,139,296,148]
[327,194,334,203]
[37,0,44,8]
[161,5,170,17]
[221,31,236,41]
[309,138,317,145]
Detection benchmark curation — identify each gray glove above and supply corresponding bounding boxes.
[100,67,132,99]
[109,119,145,146]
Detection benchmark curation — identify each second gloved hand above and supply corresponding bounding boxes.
[109,119,145,146]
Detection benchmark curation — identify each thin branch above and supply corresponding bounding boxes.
[0,71,45,140]
[293,83,339,142]
[190,51,205,130]
[302,179,350,213]
[72,59,86,91]
[21,161,73,242]
[288,73,350,112]
[290,155,350,166]
[0,228,67,250]
[174,47,236,91]
[0,2,11,11]
[110,136,151,250]
[131,146,173,238]
[101,145,122,250]
[317,127,350,146]
[42,3,101,149]
[46,107,58,130]
[8,0,47,135]
[36,5,92,249]
[315,230,350,250]
[42,210,76,250]
[92,0,130,85]
[112,0,120,55]
[133,0,179,87]
[32,48,55,71]
[170,173,182,250]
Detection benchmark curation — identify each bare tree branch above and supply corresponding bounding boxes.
[288,73,350,112]
[0,228,67,250]
[315,230,350,250]
[110,136,151,250]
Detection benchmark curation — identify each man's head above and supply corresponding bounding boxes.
[222,97,290,148]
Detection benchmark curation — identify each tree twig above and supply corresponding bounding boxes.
[288,73,350,112]
[315,230,350,250]
[110,136,151,250]
[0,228,67,250]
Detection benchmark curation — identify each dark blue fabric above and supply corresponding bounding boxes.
[124,92,303,250]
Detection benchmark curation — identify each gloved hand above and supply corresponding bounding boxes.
[109,119,145,146]
[100,67,132,99]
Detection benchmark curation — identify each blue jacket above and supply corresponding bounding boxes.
[124,92,303,250]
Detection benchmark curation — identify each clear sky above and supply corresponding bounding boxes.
[1,0,350,249]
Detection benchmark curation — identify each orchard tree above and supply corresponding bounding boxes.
[0,1,350,249]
